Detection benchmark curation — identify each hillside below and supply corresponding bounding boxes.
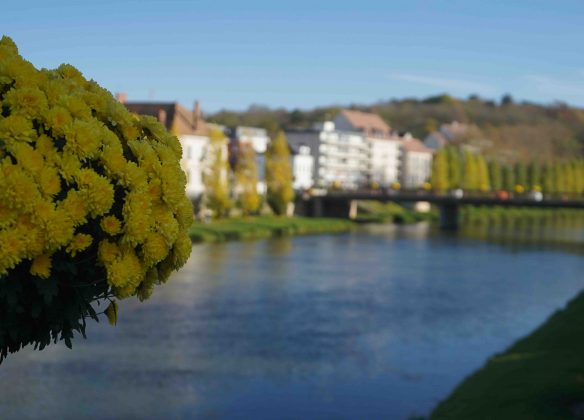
[207,95,584,162]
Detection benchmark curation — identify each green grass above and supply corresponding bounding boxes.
[354,200,438,224]
[188,216,354,243]
[432,290,584,419]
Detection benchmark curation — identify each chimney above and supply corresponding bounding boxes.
[158,109,167,126]
[115,92,127,104]
[193,100,201,129]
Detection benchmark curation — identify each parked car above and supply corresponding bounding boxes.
[528,191,543,202]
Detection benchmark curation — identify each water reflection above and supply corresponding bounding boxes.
[2,221,584,419]
[459,209,584,254]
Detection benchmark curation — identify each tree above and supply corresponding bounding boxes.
[489,160,502,191]
[514,162,527,188]
[502,165,515,191]
[542,162,556,194]
[234,144,261,215]
[431,148,450,192]
[265,131,294,215]
[501,94,514,106]
[528,161,541,190]
[463,152,479,191]
[476,155,491,192]
[555,163,566,193]
[447,147,462,189]
[203,128,232,217]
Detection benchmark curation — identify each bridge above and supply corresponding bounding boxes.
[294,190,584,230]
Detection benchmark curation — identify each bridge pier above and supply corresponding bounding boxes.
[439,203,460,230]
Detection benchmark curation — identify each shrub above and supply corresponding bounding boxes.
[0,36,193,361]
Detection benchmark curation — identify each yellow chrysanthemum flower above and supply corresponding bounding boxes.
[58,190,88,225]
[100,215,122,236]
[37,165,61,197]
[97,240,121,264]
[0,228,26,275]
[66,233,93,257]
[1,36,193,318]
[30,254,52,279]
[142,232,169,267]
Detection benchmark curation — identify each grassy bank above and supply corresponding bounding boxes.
[188,216,354,243]
[354,200,438,224]
[461,205,584,221]
[432,290,584,419]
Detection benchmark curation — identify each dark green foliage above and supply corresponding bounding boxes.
[489,160,502,191]
[543,163,556,194]
[188,216,353,242]
[502,165,515,191]
[514,161,527,187]
[0,248,111,363]
[528,161,542,190]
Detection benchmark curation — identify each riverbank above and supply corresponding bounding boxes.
[353,200,438,224]
[188,216,354,243]
[432,290,584,419]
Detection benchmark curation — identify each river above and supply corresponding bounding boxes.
[2,217,584,419]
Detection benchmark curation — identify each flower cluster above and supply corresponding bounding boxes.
[0,36,193,302]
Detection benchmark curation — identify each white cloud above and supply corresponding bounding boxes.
[388,72,497,95]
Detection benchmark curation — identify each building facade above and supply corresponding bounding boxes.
[334,109,401,187]
[400,136,433,189]
[286,121,370,189]
[290,144,315,190]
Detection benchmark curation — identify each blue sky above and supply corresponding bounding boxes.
[3,0,584,112]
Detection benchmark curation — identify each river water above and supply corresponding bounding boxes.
[2,218,584,419]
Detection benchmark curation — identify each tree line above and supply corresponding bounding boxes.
[431,146,584,195]
[208,95,584,163]
[202,128,294,218]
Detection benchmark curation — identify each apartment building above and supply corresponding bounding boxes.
[334,109,401,187]
[400,135,433,189]
[286,121,369,189]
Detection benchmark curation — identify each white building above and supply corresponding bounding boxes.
[400,135,433,189]
[286,121,369,189]
[123,98,215,199]
[291,144,314,190]
[334,109,401,187]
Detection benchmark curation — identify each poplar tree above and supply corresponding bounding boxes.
[463,152,478,191]
[489,160,502,191]
[555,163,566,193]
[576,160,584,195]
[234,144,261,215]
[431,148,450,192]
[542,162,555,194]
[203,128,232,217]
[265,131,294,215]
[515,161,527,188]
[476,155,490,192]
[564,162,575,194]
[528,161,541,190]
[447,147,462,189]
[502,165,515,191]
